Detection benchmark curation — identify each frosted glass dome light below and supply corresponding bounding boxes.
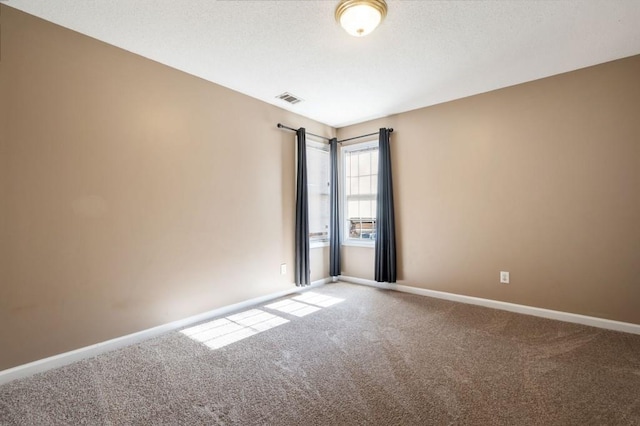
[336,0,388,37]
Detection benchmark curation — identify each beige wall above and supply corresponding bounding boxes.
[0,6,333,371]
[338,55,640,325]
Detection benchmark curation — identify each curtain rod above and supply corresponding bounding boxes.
[337,128,393,144]
[276,123,332,142]
[277,123,394,144]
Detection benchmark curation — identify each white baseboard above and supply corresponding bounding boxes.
[338,275,640,335]
[0,278,330,386]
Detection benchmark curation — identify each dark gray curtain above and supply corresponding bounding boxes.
[295,128,311,286]
[329,138,341,277]
[375,128,397,283]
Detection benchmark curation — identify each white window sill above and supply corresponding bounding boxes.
[342,240,375,248]
[310,241,330,249]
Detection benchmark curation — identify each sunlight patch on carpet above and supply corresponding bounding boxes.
[181,291,345,350]
[180,309,289,349]
[292,292,344,307]
[264,299,321,317]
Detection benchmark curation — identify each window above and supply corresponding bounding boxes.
[306,139,330,244]
[343,140,378,244]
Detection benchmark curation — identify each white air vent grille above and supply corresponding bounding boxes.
[276,92,303,105]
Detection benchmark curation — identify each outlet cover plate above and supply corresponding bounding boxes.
[500,271,510,284]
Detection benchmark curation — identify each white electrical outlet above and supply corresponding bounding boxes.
[500,271,510,284]
[280,264,287,275]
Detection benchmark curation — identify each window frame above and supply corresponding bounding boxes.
[341,139,379,248]
[305,137,331,249]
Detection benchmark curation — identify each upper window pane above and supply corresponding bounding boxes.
[371,150,379,175]
[358,151,371,176]
[350,175,359,196]
[350,154,359,178]
[359,175,371,195]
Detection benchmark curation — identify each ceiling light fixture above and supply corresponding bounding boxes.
[335,0,388,37]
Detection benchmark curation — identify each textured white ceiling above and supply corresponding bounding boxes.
[6,0,640,127]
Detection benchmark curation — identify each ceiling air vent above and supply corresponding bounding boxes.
[276,92,303,105]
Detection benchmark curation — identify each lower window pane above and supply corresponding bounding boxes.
[347,218,376,240]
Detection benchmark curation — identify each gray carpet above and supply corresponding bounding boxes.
[1,282,639,425]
